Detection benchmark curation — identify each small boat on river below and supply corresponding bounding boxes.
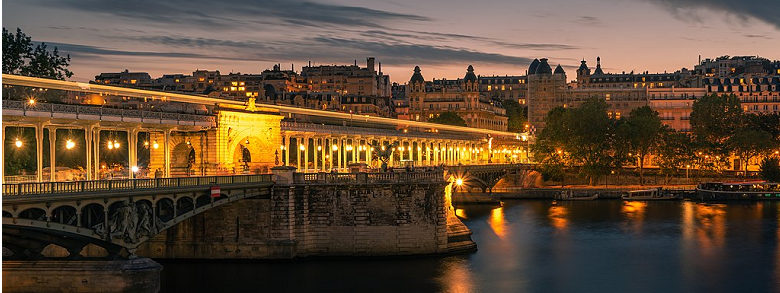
[555,190,599,201]
[622,188,680,201]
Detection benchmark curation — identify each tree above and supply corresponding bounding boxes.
[656,128,696,184]
[2,27,72,79]
[623,106,663,185]
[729,129,774,177]
[759,157,780,182]
[428,111,467,127]
[502,99,527,132]
[532,98,614,185]
[690,93,743,161]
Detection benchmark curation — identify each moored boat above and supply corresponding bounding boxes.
[622,188,680,201]
[555,190,599,201]
[697,181,780,201]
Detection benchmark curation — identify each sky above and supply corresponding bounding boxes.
[3,0,779,83]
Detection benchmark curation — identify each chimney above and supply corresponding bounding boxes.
[379,62,382,75]
[308,60,311,67]
[367,57,376,73]
[355,60,357,66]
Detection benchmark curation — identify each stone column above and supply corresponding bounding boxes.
[304,136,309,173]
[84,126,92,180]
[296,137,301,171]
[35,123,44,182]
[322,137,328,171]
[164,129,171,177]
[313,137,318,172]
[48,127,57,182]
[408,140,413,164]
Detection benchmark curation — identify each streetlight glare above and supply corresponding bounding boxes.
[131,166,139,173]
[66,139,75,149]
[15,139,23,148]
[456,178,464,186]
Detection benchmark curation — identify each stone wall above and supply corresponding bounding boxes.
[136,180,455,259]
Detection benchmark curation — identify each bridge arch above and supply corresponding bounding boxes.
[18,208,47,221]
[229,135,267,174]
[80,204,105,229]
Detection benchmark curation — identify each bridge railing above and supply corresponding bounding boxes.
[445,163,530,170]
[2,99,216,124]
[2,174,272,196]
[293,171,444,184]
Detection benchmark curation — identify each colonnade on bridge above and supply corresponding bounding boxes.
[280,123,490,172]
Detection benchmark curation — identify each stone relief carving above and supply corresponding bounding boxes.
[94,201,164,243]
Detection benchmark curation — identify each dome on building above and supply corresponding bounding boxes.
[464,65,477,82]
[578,60,589,71]
[528,59,540,75]
[535,58,552,75]
[410,66,424,84]
[554,64,566,74]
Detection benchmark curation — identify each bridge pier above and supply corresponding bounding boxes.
[2,258,162,293]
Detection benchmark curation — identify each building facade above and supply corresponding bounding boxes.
[407,65,508,131]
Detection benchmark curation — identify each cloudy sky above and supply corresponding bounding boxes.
[3,0,779,83]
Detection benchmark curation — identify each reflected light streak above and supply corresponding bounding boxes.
[438,258,475,293]
[489,207,507,239]
[694,204,727,254]
[622,201,647,233]
[548,205,569,231]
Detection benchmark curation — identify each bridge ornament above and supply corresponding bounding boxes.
[94,201,163,244]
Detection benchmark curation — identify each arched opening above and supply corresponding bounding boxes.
[18,208,46,221]
[233,136,266,174]
[176,197,194,216]
[156,198,175,223]
[171,143,195,177]
[50,206,78,225]
[3,211,12,217]
[80,204,105,229]
[195,195,212,208]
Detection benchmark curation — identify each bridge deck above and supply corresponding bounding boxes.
[2,174,271,197]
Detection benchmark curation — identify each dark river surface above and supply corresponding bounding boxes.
[159,200,780,293]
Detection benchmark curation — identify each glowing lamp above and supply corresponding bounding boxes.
[456,178,464,186]
[14,139,22,148]
[113,141,120,149]
[153,141,159,149]
[107,141,113,149]
[131,166,139,173]
[66,139,75,149]
[299,145,305,151]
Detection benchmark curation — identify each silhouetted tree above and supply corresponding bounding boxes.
[428,111,467,127]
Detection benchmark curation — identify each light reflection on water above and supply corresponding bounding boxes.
[160,200,780,293]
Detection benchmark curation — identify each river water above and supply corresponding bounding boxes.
[160,200,780,293]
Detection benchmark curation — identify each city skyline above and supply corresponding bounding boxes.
[4,0,779,83]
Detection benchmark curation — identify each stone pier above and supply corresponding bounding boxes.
[136,169,476,259]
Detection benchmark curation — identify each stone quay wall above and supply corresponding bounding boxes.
[136,179,454,259]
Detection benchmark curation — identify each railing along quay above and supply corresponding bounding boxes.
[2,174,272,196]
[2,99,216,125]
[293,171,445,184]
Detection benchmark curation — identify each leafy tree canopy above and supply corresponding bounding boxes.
[2,27,73,80]
[428,111,467,127]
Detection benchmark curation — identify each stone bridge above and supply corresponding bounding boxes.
[445,163,532,192]
[2,174,273,260]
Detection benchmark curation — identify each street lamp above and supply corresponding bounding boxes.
[14,138,22,148]
[65,139,75,150]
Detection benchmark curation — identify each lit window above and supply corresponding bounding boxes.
[198,77,205,82]
[232,82,238,86]
[130,79,137,84]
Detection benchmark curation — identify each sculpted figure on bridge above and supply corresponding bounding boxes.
[371,141,399,172]
[94,200,153,244]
